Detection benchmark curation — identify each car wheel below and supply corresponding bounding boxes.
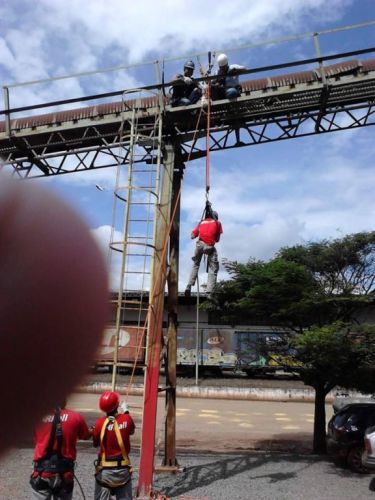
[347,446,369,473]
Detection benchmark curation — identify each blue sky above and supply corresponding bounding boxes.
[1,0,375,290]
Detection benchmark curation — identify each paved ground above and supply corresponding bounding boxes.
[67,393,332,454]
[1,445,375,499]
[2,393,369,499]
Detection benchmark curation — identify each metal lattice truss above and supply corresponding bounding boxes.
[1,67,375,178]
[0,114,162,178]
[176,75,375,161]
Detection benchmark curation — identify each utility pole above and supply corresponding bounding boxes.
[164,158,184,467]
[137,143,174,496]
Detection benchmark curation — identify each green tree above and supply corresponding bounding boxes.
[291,322,375,453]
[208,232,375,329]
[207,258,327,331]
[278,231,375,322]
[206,231,375,454]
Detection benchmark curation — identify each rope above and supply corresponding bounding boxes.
[73,473,86,500]
[195,275,200,385]
[205,80,211,199]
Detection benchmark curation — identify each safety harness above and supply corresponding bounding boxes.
[31,408,74,494]
[95,416,132,492]
[34,408,74,472]
[98,416,131,468]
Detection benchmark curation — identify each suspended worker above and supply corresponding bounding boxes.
[185,203,223,297]
[211,53,247,100]
[92,391,135,500]
[170,60,203,107]
[30,401,91,500]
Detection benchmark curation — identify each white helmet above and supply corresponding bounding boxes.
[217,53,228,67]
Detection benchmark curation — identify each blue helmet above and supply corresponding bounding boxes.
[184,60,195,70]
[212,211,219,221]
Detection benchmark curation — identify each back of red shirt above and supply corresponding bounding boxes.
[192,218,223,246]
[93,413,135,458]
[33,409,90,461]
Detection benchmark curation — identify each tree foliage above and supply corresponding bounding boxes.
[207,231,375,330]
[278,232,375,296]
[291,322,375,394]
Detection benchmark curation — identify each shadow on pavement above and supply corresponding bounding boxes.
[253,432,313,454]
[173,432,313,455]
[156,452,321,498]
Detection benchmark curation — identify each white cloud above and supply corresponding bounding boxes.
[2,0,353,85]
[4,0,373,295]
[0,38,15,69]
[32,0,352,63]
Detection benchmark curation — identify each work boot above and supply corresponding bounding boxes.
[184,285,191,297]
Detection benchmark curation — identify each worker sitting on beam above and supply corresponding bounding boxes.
[211,53,246,100]
[170,60,203,107]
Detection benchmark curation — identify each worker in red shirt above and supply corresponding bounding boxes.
[30,402,91,499]
[185,204,223,297]
[92,391,135,500]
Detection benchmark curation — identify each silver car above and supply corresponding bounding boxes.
[362,425,375,469]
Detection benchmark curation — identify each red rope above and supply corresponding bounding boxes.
[205,81,211,196]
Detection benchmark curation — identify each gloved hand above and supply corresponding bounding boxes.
[120,401,130,414]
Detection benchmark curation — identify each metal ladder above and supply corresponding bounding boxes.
[109,90,164,389]
[108,87,175,497]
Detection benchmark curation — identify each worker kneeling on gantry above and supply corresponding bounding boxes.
[170,60,203,107]
[185,202,223,298]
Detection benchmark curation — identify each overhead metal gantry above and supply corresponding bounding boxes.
[1,47,375,178]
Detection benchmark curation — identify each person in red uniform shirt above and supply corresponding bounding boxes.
[30,402,91,499]
[185,205,223,297]
[92,391,135,500]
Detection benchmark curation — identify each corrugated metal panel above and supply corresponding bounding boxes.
[242,78,268,91]
[269,70,316,87]
[2,96,162,131]
[362,58,375,72]
[315,59,361,78]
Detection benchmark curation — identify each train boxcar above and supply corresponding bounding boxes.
[96,326,145,368]
[96,325,300,376]
[176,328,237,373]
[176,327,300,376]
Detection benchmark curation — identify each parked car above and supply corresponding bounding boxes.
[332,394,375,413]
[327,403,375,472]
[362,425,375,470]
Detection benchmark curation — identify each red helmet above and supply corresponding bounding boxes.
[99,391,120,413]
